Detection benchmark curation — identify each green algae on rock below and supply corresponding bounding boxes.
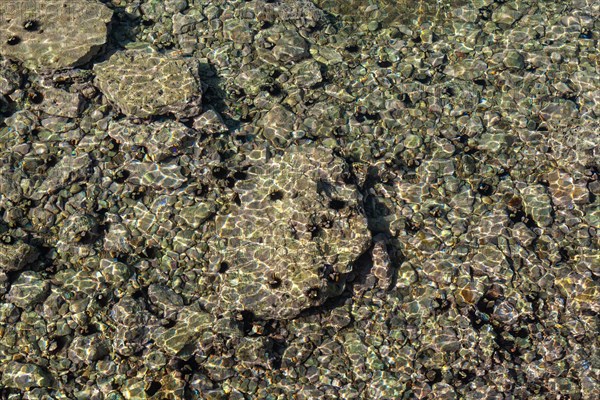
[93,49,202,118]
[0,0,113,71]
[209,146,371,320]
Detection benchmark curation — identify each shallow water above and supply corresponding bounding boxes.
[0,0,598,398]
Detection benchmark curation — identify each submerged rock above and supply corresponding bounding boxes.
[0,59,21,95]
[521,184,554,227]
[0,241,38,273]
[6,271,50,309]
[210,146,371,320]
[34,85,83,118]
[1,361,53,389]
[150,307,213,356]
[94,49,202,118]
[313,0,463,25]
[31,153,91,200]
[108,119,193,161]
[0,0,113,71]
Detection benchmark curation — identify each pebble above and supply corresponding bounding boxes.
[503,50,526,70]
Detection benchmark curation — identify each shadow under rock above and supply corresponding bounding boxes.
[90,4,143,65]
[297,164,405,320]
[197,63,233,130]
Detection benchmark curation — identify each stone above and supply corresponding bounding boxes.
[521,184,554,227]
[7,271,50,309]
[34,86,83,118]
[503,50,525,70]
[1,362,53,389]
[108,119,193,162]
[126,161,187,190]
[148,284,184,320]
[256,27,309,65]
[259,104,296,147]
[151,308,212,356]
[371,236,394,290]
[0,241,38,272]
[0,0,112,71]
[209,146,371,320]
[68,334,109,364]
[94,49,202,118]
[192,108,229,135]
[272,30,309,63]
[58,214,98,245]
[492,4,524,26]
[290,59,323,88]
[235,337,273,369]
[32,153,92,200]
[0,59,21,95]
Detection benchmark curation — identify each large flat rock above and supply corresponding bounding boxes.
[0,0,112,71]
[210,146,371,320]
[94,49,202,118]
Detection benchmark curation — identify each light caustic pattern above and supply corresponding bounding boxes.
[0,0,112,70]
[210,146,371,320]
